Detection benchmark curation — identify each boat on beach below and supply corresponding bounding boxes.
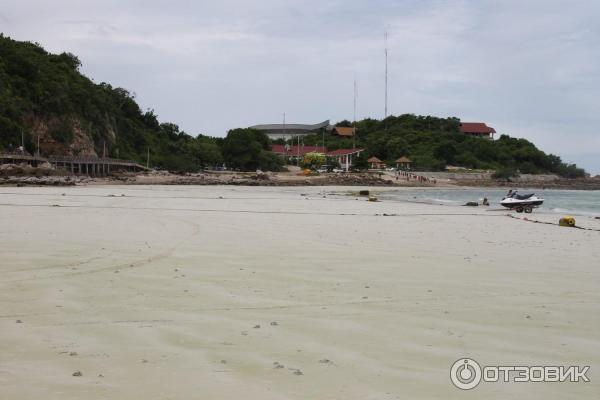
[500,191,544,213]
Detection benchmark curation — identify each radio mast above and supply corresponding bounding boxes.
[384,30,388,120]
[353,78,357,151]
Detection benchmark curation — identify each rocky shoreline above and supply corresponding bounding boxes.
[455,177,600,190]
[1,164,598,189]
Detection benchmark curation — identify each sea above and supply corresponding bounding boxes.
[378,188,600,217]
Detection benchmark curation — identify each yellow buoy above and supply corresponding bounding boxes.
[559,216,576,227]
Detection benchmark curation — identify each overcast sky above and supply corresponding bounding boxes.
[1,0,599,173]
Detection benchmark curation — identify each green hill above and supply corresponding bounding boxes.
[0,34,222,171]
[301,116,585,177]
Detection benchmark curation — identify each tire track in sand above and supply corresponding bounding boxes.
[3,218,201,283]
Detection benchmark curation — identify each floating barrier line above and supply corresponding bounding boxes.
[506,214,600,232]
[0,202,507,218]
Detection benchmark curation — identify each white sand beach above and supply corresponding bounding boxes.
[1,185,599,399]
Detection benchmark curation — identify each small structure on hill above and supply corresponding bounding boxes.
[367,156,385,169]
[395,156,412,170]
[459,122,496,139]
[330,126,355,137]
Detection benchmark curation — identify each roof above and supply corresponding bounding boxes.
[367,156,383,163]
[271,144,326,156]
[250,120,330,132]
[459,122,496,134]
[332,127,355,137]
[326,148,364,156]
[395,156,412,163]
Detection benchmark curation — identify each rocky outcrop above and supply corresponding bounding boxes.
[23,114,99,157]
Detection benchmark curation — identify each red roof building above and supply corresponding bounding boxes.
[459,122,496,139]
[326,148,364,170]
[270,144,363,171]
[271,144,326,157]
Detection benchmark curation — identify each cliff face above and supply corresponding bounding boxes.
[24,114,99,156]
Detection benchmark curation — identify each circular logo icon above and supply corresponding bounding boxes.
[450,358,482,390]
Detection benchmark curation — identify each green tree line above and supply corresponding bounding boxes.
[299,115,585,177]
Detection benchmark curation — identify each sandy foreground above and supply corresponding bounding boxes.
[0,185,599,399]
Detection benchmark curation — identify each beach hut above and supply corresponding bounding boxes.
[367,156,385,169]
[395,156,412,170]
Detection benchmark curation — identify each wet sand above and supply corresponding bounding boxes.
[1,185,599,399]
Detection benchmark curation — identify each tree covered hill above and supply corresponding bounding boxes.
[0,34,223,171]
[300,115,585,177]
[0,34,585,177]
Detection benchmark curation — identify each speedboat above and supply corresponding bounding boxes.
[500,192,544,213]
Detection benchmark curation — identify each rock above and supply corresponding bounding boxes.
[359,190,370,196]
[270,321,278,326]
[253,324,260,329]
[15,319,22,323]
[72,371,82,377]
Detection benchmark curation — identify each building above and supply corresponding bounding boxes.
[326,148,364,171]
[271,144,325,163]
[271,144,363,171]
[330,126,355,137]
[271,144,326,156]
[367,156,386,169]
[395,156,412,170]
[250,120,330,141]
[459,122,496,139]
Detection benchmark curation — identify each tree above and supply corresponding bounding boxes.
[433,142,456,164]
[302,152,326,168]
[221,128,283,171]
[351,153,369,170]
[187,138,222,168]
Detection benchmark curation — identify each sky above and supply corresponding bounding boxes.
[1,0,599,174]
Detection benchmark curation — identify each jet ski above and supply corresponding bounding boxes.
[500,191,544,213]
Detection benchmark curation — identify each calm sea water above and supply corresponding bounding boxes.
[379,188,600,216]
